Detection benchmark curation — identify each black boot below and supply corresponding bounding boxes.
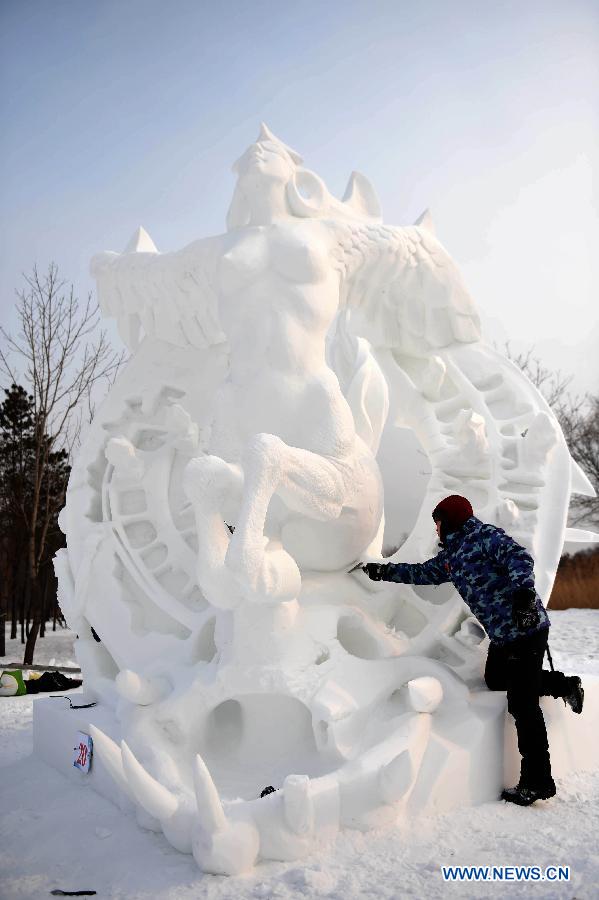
[563,676,584,714]
[501,777,556,806]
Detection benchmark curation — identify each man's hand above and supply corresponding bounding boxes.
[511,586,541,629]
[362,563,386,581]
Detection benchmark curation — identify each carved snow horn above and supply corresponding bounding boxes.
[286,169,328,218]
[342,171,382,220]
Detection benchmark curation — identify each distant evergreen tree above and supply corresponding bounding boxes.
[0,384,35,652]
[0,383,70,656]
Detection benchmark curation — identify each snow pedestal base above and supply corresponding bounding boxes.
[33,696,130,812]
[33,676,599,869]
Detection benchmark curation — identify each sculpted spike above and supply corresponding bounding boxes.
[570,457,596,497]
[564,527,599,544]
[413,208,435,235]
[342,171,382,220]
[88,726,132,799]
[124,225,158,254]
[121,741,178,821]
[192,753,226,833]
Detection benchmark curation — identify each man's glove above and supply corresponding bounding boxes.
[511,586,541,630]
[362,563,387,581]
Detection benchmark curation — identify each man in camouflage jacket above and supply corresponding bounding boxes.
[362,494,584,806]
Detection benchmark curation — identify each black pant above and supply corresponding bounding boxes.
[484,628,570,785]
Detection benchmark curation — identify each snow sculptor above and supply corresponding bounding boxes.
[362,494,585,807]
[55,125,596,874]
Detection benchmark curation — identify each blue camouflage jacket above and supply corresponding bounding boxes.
[380,516,550,645]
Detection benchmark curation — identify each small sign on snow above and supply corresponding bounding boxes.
[73,731,93,773]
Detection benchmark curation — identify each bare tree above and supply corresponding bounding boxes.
[0,263,124,663]
[504,342,598,528]
[560,396,599,528]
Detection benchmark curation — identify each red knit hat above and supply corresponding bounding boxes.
[432,495,473,532]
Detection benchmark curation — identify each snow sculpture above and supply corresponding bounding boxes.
[55,125,596,874]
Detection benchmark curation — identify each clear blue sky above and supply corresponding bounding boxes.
[1,0,598,390]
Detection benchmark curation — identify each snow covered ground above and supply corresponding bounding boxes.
[3,623,78,669]
[1,610,598,900]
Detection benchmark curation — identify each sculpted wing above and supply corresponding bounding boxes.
[91,228,226,352]
[331,215,481,355]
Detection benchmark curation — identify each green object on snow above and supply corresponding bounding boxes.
[0,669,27,696]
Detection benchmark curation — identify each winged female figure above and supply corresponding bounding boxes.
[92,124,551,614]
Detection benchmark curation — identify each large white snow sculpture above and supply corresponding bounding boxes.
[54,125,596,874]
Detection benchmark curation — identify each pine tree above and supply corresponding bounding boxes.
[0,383,70,657]
[0,384,35,652]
